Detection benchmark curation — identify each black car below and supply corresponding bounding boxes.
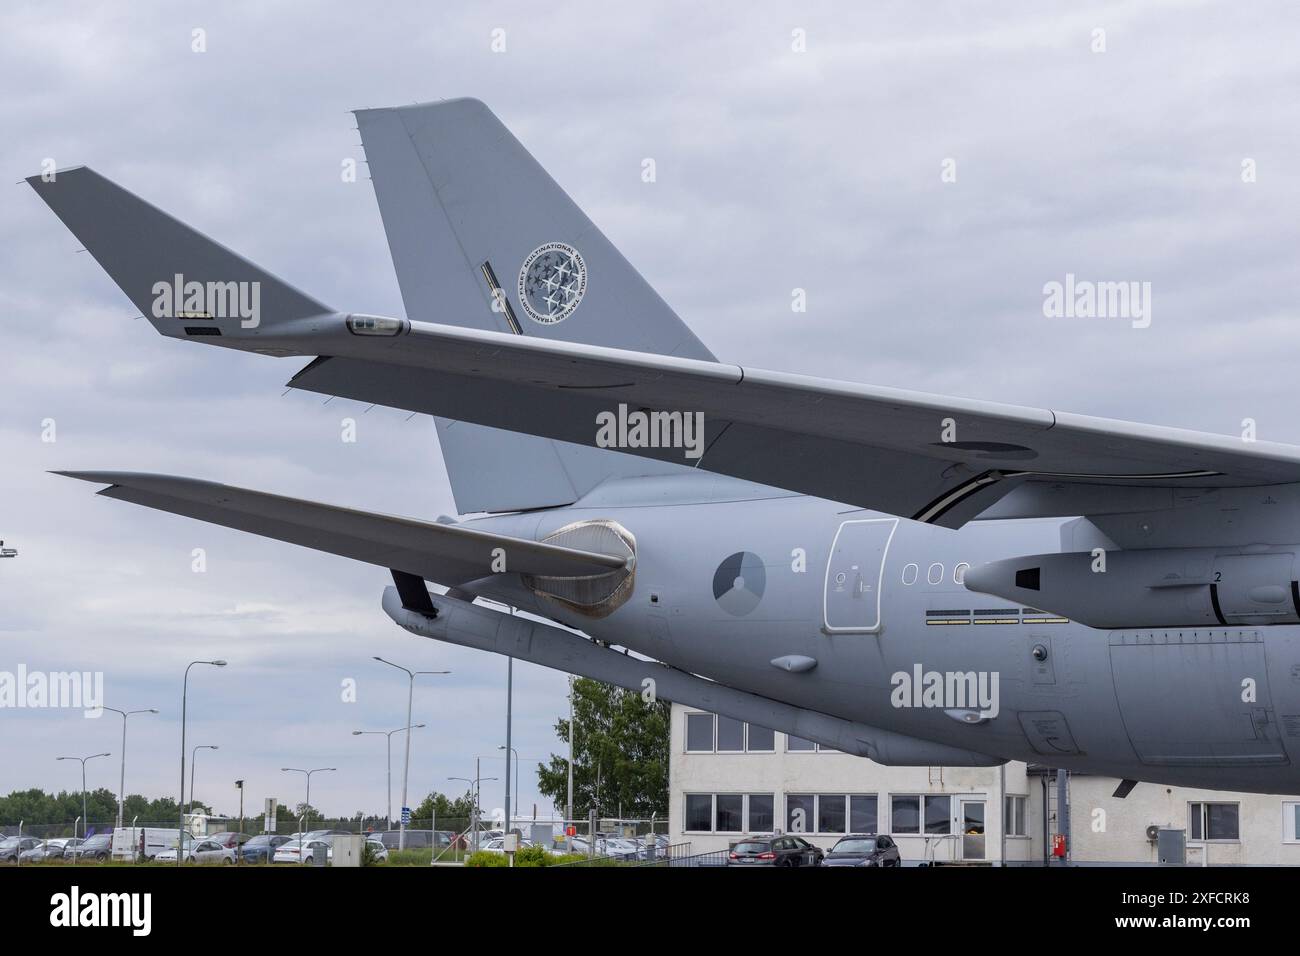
[727,835,824,867]
[64,833,112,861]
[821,834,902,868]
[240,834,291,863]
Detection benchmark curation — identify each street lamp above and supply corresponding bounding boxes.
[373,656,449,850]
[352,724,425,827]
[101,707,158,829]
[56,752,110,863]
[449,769,497,852]
[281,766,335,854]
[498,745,519,830]
[179,659,226,867]
[189,745,219,814]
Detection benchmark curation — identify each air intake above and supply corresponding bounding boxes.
[522,519,636,618]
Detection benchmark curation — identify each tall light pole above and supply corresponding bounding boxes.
[281,767,335,841]
[179,659,226,867]
[567,675,576,826]
[373,656,449,850]
[449,772,497,852]
[56,752,110,861]
[353,723,424,828]
[101,707,158,828]
[504,656,513,835]
[189,745,219,815]
[498,745,519,829]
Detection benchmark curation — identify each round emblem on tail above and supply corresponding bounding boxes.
[518,241,587,324]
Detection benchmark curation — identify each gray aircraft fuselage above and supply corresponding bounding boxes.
[454,473,1300,793]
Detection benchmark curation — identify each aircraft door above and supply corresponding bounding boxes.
[823,518,898,633]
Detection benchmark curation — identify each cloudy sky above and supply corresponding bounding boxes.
[2,1,1298,821]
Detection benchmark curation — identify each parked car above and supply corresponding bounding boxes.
[156,837,236,864]
[821,834,901,868]
[365,837,388,862]
[19,838,69,862]
[371,829,435,850]
[273,837,332,864]
[64,833,112,862]
[208,831,252,850]
[240,834,292,863]
[726,835,824,867]
[0,836,42,862]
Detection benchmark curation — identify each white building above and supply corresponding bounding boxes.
[668,704,1300,865]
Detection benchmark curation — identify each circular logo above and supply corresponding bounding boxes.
[518,241,587,325]
[712,552,766,617]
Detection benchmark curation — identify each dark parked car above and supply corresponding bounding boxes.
[372,829,439,850]
[64,833,112,861]
[821,834,901,868]
[0,836,41,862]
[209,831,252,850]
[240,834,291,863]
[727,835,824,867]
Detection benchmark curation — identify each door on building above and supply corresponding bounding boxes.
[823,518,898,633]
[960,800,986,861]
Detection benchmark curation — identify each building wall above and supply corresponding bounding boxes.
[668,704,1035,865]
[669,704,1300,865]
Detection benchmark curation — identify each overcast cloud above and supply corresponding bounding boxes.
[2,1,1298,819]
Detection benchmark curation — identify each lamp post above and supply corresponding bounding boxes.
[189,745,218,815]
[352,724,424,828]
[179,660,226,866]
[449,769,497,852]
[56,752,110,863]
[567,675,576,828]
[373,656,449,850]
[498,745,519,830]
[101,707,158,829]
[281,766,335,858]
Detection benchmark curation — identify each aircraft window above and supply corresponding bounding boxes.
[901,563,919,585]
[927,563,944,585]
[953,562,970,585]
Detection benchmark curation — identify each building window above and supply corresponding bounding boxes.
[749,794,775,832]
[787,735,816,752]
[685,713,714,752]
[1005,795,1027,837]
[891,795,921,834]
[717,715,744,752]
[850,795,879,833]
[1283,803,1300,844]
[818,794,847,834]
[1189,802,1240,842]
[924,795,952,834]
[716,794,743,832]
[787,794,815,833]
[747,725,775,752]
[685,794,712,832]
[901,562,919,585]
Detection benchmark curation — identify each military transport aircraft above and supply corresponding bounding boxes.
[28,99,1300,793]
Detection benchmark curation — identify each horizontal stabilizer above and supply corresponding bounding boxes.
[54,471,627,585]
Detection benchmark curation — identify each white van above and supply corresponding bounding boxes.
[112,827,186,861]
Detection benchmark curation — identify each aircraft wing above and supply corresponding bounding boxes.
[282,322,1300,527]
[54,471,628,582]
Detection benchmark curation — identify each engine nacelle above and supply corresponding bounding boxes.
[964,546,1300,629]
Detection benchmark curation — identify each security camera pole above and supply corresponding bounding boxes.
[373,656,449,850]
[101,707,158,829]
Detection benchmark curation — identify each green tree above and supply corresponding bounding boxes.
[412,789,477,824]
[535,678,669,820]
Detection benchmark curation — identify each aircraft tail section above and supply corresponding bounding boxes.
[355,98,713,513]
